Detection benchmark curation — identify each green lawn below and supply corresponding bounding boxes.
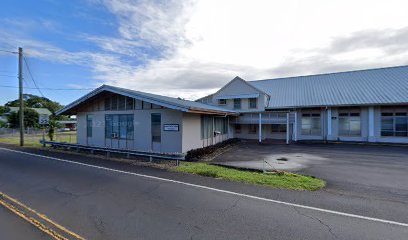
[174,162,325,191]
[0,131,77,148]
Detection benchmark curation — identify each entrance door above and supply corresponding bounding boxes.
[151,113,161,152]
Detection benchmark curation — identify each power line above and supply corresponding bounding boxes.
[23,56,46,98]
[0,85,95,91]
[0,74,18,78]
[0,49,17,54]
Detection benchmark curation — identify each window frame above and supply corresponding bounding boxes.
[249,98,257,109]
[381,109,408,137]
[233,99,241,109]
[338,110,361,137]
[218,99,227,105]
[301,112,321,136]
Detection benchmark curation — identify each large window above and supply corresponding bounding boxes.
[301,113,321,135]
[86,115,93,137]
[271,124,286,133]
[234,99,241,109]
[200,116,227,139]
[249,98,257,109]
[381,111,408,137]
[151,113,161,142]
[338,111,361,136]
[105,114,134,140]
[248,124,257,134]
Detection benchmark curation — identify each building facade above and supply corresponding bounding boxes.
[58,66,408,153]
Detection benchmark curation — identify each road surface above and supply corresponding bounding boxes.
[0,146,407,239]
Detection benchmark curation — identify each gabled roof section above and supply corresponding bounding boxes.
[213,76,270,98]
[8,107,52,116]
[56,85,237,115]
[248,65,408,108]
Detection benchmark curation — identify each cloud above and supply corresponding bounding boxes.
[3,0,408,101]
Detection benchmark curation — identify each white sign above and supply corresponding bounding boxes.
[163,124,179,131]
[39,115,49,125]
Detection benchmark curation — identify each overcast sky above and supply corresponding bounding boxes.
[1,0,408,105]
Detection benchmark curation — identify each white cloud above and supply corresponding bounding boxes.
[88,0,408,100]
[3,0,408,101]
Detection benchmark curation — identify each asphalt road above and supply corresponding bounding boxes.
[0,146,407,239]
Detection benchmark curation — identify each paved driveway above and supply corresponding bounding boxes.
[213,142,408,201]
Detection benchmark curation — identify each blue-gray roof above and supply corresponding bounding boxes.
[57,85,236,115]
[249,65,408,108]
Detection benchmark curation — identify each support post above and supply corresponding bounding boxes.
[258,113,262,143]
[18,47,24,146]
[286,112,290,144]
[327,107,332,140]
[368,106,375,142]
[293,111,298,141]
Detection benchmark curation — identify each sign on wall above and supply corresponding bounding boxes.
[38,115,49,125]
[163,124,179,131]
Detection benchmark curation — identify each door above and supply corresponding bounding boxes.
[86,115,93,145]
[151,113,161,152]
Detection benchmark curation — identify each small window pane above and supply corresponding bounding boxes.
[111,96,118,110]
[104,98,111,111]
[118,96,126,110]
[234,99,241,109]
[249,98,257,109]
[126,97,134,110]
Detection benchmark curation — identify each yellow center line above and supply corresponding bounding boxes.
[0,191,85,240]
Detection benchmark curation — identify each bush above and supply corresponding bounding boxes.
[185,138,239,161]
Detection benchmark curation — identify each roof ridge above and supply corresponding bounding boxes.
[249,64,408,83]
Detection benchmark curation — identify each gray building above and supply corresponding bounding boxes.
[58,65,408,153]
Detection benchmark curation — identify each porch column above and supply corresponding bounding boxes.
[286,112,290,144]
[327,108,332,140]
[293,111,298,141]
[258,113,262,143]
[368,106,375,142]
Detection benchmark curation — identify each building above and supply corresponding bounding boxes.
[57,65,408,153]
[56,120,77,131]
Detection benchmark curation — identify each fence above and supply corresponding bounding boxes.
[0,128,77,146]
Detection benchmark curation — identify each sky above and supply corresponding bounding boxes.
[1,0,408,105]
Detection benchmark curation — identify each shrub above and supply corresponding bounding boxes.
[185,138,239,161]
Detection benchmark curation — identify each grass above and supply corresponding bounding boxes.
[0,131,77,148]
[174,162,325,191]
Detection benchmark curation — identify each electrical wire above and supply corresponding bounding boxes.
[0,85,95,91]
[23,56,46,98]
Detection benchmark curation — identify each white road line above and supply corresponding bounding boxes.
[1,147,408,228]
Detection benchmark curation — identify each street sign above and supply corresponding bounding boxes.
[39,115,49,125]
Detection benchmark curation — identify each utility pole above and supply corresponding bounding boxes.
[18,47,24,146]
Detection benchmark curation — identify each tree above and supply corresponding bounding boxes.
[5,94,68,121]
[0,106,10,115]
[47,120,61,141]
[7,109,39,128]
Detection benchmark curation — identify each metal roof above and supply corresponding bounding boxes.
[249,65,408,108]
[8,107,52,115]
[215,93,260,100]
[57,85,236,115]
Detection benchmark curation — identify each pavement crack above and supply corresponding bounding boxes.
[221,197,241,215]
[292,206,338,239]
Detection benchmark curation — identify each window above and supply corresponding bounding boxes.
[338,111,361,136]
[111,95,118,110]
[248,124,257,134]
[104,98,111,111]
[234,99,241,109]
[214,117,228,134]
[301,113,321,135]
[86,115,93,137]
[249,98,257,109]
[126,97,134,110]
[201,116,213,139]
[234,124,241,133]
[271,124,286,133]
[105,114,134,140]
[381,110,408,137]
[151,113,161,142]
[118,96,126,110]
[218,99,226,105]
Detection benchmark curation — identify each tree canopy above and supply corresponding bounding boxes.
[7,109,39,128]
[5,94,63,115]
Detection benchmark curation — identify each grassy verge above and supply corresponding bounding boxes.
[0,132,77,148]
[174,162,325,191]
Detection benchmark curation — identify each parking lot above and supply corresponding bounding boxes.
[213,142,408,201]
